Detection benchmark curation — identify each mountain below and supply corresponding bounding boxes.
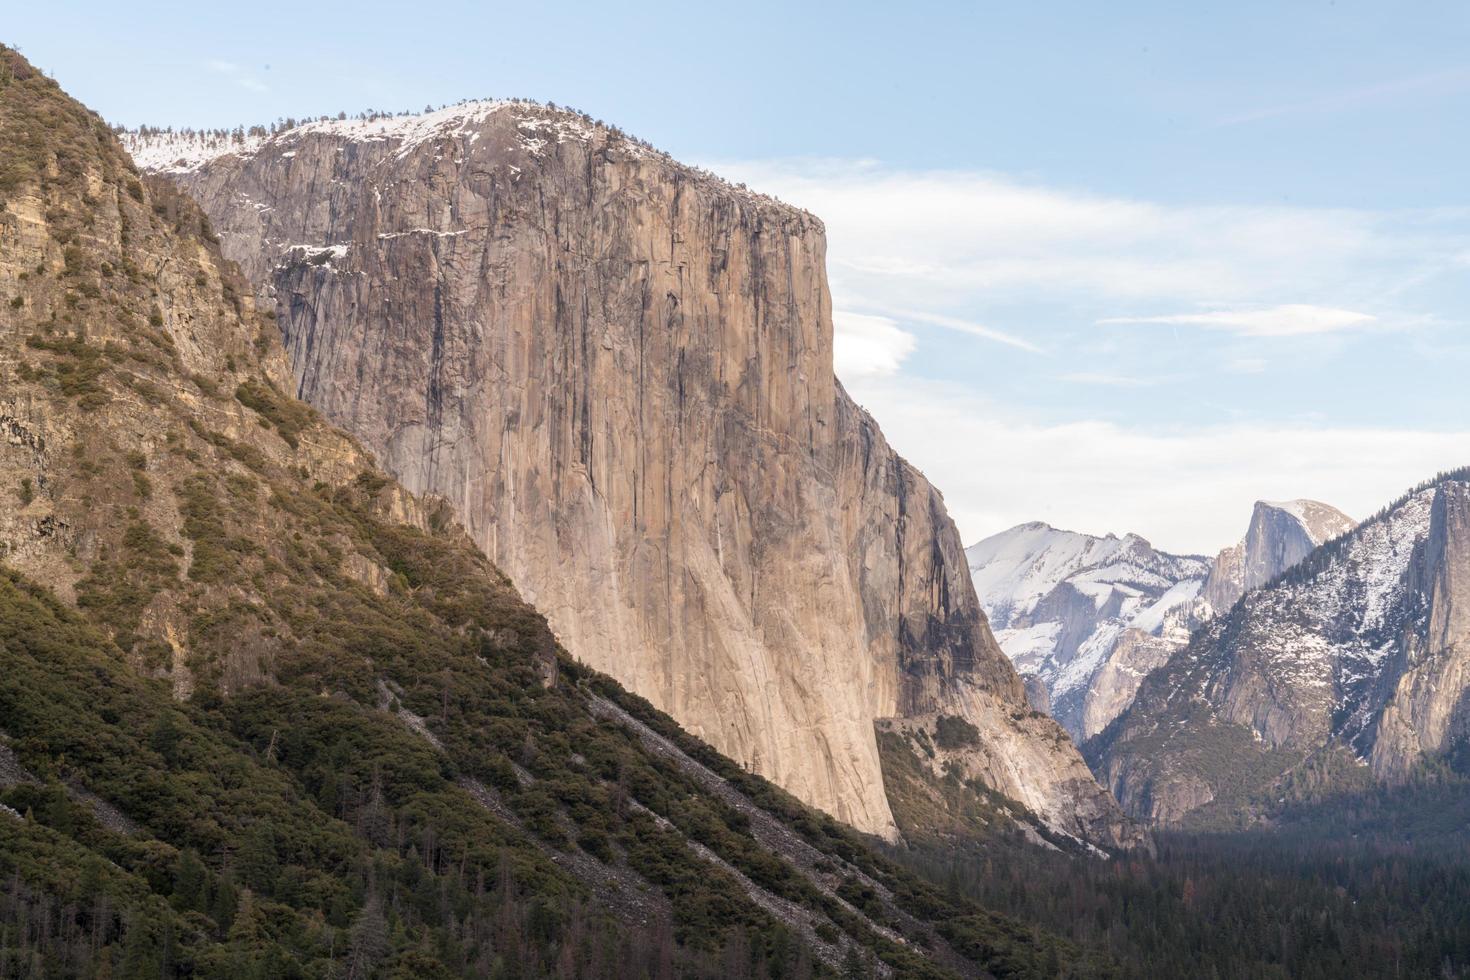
[966,524,1208,739]
[1200,499,1357,613]
[1090,471,1470,826]
[124,104,1139,850]
[0,47,1103,976]
[967,500,1354,741]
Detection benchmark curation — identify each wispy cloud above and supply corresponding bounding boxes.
[707,158,1467,318]
[205,58,270,94]
[1099,304,1378,337]
[882,308,1045,354]
[1212,66,1470,128]
[704,156,1469,549]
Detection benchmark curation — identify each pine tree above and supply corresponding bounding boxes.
[346,891,389,980]
[173,849,206,912]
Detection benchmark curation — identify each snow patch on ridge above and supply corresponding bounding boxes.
[1129,578,1202,635]
[122,100,584,175]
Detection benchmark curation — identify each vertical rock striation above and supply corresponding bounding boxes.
[1200,500,1357,613]
[125,105,1137,846]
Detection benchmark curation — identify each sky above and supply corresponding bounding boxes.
[10,1,1470,553]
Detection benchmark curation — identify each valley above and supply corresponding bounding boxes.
[2,16,1470,979]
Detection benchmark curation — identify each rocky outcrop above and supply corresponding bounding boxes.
[1023,675,1052,715]
[125,105,1136,847]
[1080,628,1180,741]
[1091,472,1470,826]
[1371,480,1470,776]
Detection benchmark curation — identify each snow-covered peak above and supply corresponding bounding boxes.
[1093,476,1470,826]
[1144,479,1450,769]
[966,498,1356,740]
[1251,487,1433,640]
[966,522,1202,629]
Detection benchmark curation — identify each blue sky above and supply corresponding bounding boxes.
[12,1,1470,551]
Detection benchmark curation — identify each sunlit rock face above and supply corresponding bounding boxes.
[127,105,1138,847]
[1201,500,1357,613]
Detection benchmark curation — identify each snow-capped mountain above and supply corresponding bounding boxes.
[1092,471,1470,826]
[968,500,1354,741]
[966,524,1208,738]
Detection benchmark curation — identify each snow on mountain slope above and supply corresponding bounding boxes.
[967,524,1208,738]
[1200,499,1356,613]
[967,523,1204,631]
[1094,473,1469,826]
[122,101,576,174]
[968,499,1355,742]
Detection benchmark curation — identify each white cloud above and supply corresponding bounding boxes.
[846,375,1470,555]
[1099,304,1377,337]
[205,58,269,94]
[708,159,1463,316]
[703,157,1469,553]
[708,159,1468,332]
[832,312,916,380]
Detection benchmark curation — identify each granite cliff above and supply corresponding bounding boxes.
[126,105,1137,847]
[1200,499,1356,613]
[1,50,1105,974]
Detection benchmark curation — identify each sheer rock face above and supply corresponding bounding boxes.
[1091,475,1470,826]
[127,106,1136,846]
[1080,628,1179,742]
[1372,480,1470,776]
[1201,500,1356,612]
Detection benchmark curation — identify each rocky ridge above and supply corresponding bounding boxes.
[125,103,1139,849]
